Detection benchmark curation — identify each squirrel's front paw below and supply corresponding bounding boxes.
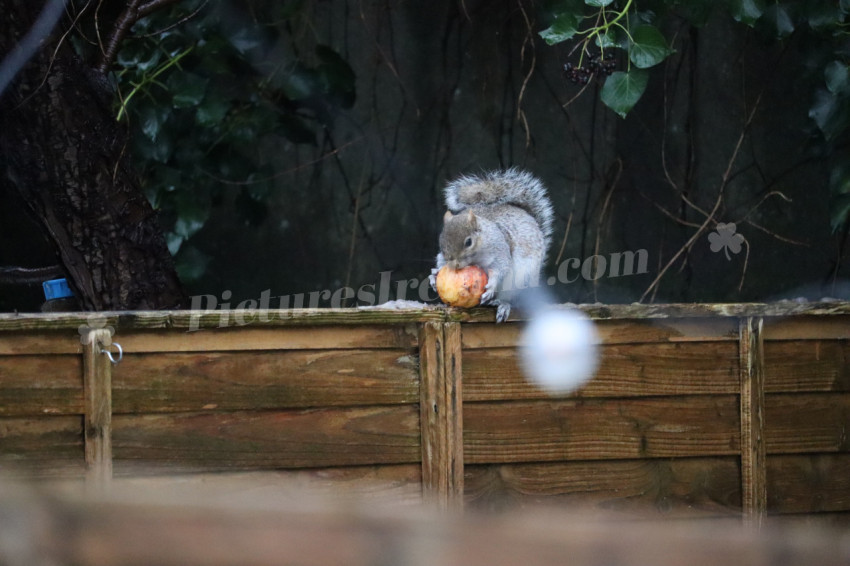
[495,302,511,323]
[480,278,498,304]
[429,267,440,291]
[480,287,495,304]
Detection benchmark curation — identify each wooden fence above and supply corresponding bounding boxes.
[0,303,848,525]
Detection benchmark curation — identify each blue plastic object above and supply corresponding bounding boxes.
[42,278,73,300]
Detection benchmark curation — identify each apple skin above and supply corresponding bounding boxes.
[435,265,489,308]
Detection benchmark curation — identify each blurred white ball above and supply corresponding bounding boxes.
[519,308,599,394]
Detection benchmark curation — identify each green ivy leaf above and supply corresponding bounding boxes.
[825,61,850,95]
[540,15,580,45]
[677,0,715,27]
[585,0,615,6]
[316,45,356,108]
[278,113,317,145]
[594,29,619,49]
[600,69,649,118]
[809,89,850,140]
[174,244,210,283]
[628,25,673,69]
[807,2,842,29]
[728,0,765,26]
[760,4,795,38]
[169,73,209,108]
[196,92,230,126]
[830,194,850,233]
[137,103,170,142]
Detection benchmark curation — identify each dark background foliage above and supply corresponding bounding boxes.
[2,0,849,311]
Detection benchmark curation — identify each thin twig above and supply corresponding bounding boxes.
[737,237,750,292]
[135,0,208,38]
[638,189,702,228]
[640,92,764,302]
[743,219,808,247]
[592,158,623,300]
[344,166,367,305]
[516,2,536,149]
[554,176,578,267]
[96,0,182,74]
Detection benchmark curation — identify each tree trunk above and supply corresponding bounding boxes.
[0,2,186,310]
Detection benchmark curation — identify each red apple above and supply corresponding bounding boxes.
[436,265,488,308]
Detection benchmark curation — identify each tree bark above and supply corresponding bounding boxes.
[0,2,186,310]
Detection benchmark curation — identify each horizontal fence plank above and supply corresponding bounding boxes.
[112,406,421,472]
[464,457,742,517]
[763,317,850,340]
[0,308,446,331]
[0,332,83,355]
[461,319,739,349]
[112,350,419,413]
[463,396,741,464]
[114,325,419,353]
[2,302,849,331]
[763,341,850,393]
[0,416,85,477]
[765,393,850,454]
[463,343,740,401]
[100,465,424,506]
[0,355,83,416]
[767,454,850,514]
[4,486,850,566]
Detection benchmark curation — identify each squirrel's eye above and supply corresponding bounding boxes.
[464,236,473,248]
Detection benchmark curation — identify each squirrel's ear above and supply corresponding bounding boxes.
[466,209,478,229]
[443,210,454,223]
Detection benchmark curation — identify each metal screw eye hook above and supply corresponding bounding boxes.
[101,342,123,364]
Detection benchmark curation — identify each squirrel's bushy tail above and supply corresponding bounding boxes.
[444,168,554,248]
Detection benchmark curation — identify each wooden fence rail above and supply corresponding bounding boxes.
[0,303,848,524]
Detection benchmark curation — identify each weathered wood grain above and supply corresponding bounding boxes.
[7,483,850,566]
[463,342,740,401]
[111,349,419,413]
[102,465,424,504]
[767,454,850,514]
[762,316,850,340]
[83,329,113,489]
[763,340,850,392]
[0,308,446,331]
[464,458,742,517]
[454,302,850,323]
[0,354,83,416]
[419,322,464,510]
[0,332,82,355]
[0,416,85,477]
[111,405,421,472]
[0,303,847,331]
[739,317,767,526]
[461,318,739,349]
[113,325,419,353]
[765,393,850,454]
[463,396,741,464]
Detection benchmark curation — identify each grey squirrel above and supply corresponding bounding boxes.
[429,168,554,322]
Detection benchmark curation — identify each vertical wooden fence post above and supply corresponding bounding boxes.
[739,317,766,526]
[419,321,464,511]
[83,328,114,491]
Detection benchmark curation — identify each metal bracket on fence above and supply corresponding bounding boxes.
[100,342,123,364]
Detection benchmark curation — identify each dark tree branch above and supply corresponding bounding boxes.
[2,0,187,310]
[96,0,182,74]
[0,265,65,285]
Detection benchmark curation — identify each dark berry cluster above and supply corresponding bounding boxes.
[563,52,617,85]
